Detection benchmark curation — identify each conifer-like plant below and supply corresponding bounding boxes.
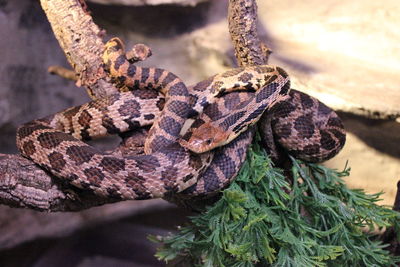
[150,134,400,266]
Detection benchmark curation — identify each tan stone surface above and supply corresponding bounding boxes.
[258,0,400,120]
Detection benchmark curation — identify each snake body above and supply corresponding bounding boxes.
[16,38,295,199]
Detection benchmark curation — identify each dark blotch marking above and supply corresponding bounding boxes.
[156,98,165,111]
[280,80,291,95]
[17,122,49,139]
[168,82,188,96]
[162,72,177,86]
[125,173,151,199]
[183,174,194,183]
[161,167,179,193]
[48,151,66,172]
[254,66,275,74]
[83,167,105,185]
[301,144,321,160]
[235,97,253,110]
[63,106,81,122]
[190,118,206,129]
[299,92,314,109]
[215,153,237,179]
[135,155,161,173]
[188,94,198,109]
[124,119,141,130]
[211,81,224,94]
[164,146,186,163]
[154,68,164,85]
[317,102,332,116]
[222,111,246,129]
[220,68,244,78]
[22,140,36,156]
[117,75,126,85]
[202,168,220,193]
[158,116,181,136]
[326,149,339,161]
[127,64,137,77]
[78,110,93,127]
[181,130,193,142]
[223,93,241,110]
[189,153,203,170]
[193,76,215,91]
[327,117,344,129]
[37,132,76,149]
[330,129,346,145]
[293,115,314,139]
[148,135,174,151]
[80,128,91,141]
[233,103,268,132]
[236,147,246,161]
[100,157,126,174]
[66,145,96,165]
[256,81,278,103]
[167,100,191,118]
[204,102,224,120]
[132,89,159,100]
[274,122,293,139]
[276,67,289,78]
[102,115,121,134]
[273,101,297,119]
[320,131,337,151]
[140,68,150,83]
[144,114,155,120]
[114,55,126,70]
[118,99,141,118]
[238,72,253,83]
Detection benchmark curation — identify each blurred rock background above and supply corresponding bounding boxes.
[0,0,399,266]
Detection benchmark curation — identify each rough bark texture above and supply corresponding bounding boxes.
[228,0,268,67]
[0,0,128,211]
[40,0,114,98]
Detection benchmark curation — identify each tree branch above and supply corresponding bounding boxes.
[0,0,270,211]
[0,0,130,211]
[228,0,270,67]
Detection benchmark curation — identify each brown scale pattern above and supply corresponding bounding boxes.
[16,37,345,199]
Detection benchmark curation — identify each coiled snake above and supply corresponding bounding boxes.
[16,38,345,199]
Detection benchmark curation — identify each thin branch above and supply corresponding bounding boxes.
[48,66,78,81]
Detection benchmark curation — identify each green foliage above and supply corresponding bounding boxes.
[150,138,400,266]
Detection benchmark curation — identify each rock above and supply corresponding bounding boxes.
[258,0,400,121]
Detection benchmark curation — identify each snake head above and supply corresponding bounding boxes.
[180,122,229,154]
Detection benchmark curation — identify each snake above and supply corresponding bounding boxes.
[16,37,308,199]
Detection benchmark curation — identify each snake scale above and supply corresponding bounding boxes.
[16,38,345,199]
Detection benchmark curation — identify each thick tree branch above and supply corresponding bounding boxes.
[40,0,114,98]
[228,0,270,67]
[0,0,270,211]
[0,0,129,211]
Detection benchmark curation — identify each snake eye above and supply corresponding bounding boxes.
[205,138,213,145]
